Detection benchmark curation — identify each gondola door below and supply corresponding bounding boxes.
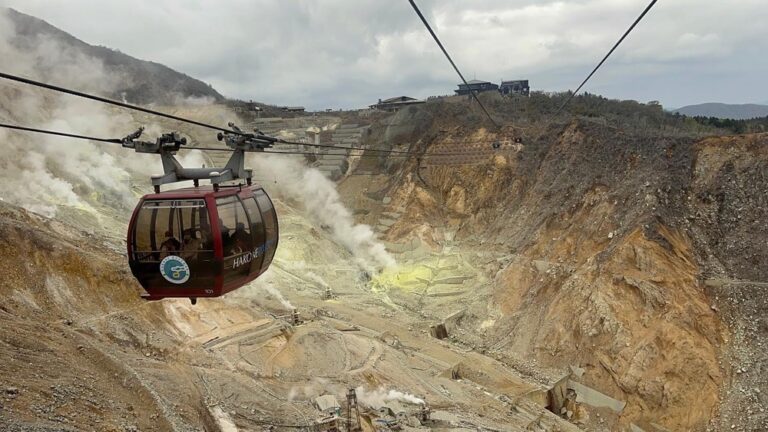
[216,194,255,293]
[129,198,219,298]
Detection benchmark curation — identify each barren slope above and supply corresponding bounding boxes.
[0,192,583,431]
[345,106,767,431]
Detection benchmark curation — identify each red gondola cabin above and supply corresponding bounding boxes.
[127,184,278,301]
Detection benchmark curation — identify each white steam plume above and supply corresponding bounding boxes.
[354,386,425,409]
[263,281,294,310]
[306,271,330,289]
[287,378,339,402]
[0,9,209,220]
[171,94,217,107]
[248,154,395,272]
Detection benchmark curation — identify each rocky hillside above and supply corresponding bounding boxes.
[0,203,186,431]
[344,97,768,431]
[4,8,224,105]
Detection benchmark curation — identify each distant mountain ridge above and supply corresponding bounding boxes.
[673,103,768,120]
[5,8,224,105]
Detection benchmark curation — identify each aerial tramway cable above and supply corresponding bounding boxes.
[0,71,249,136]
[0,70,510,158]
[0,121,514,159]
[407,0,500,130]
[0,121,123,144]
[555,0,659,114]
[274,138,512,156]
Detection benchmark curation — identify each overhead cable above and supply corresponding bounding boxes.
[279,139,446,155]
[207,148,508,159]
[555,0,659,114]
[0,121,123,144]
[0,70,248,136]
[0,121,518,158]
[407,0,500,129]
[0,70,499,157]
[0,69,517,158]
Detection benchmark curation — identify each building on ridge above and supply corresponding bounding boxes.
[370,96,425,111]
[500,79,530,96]
[455,79,499,95]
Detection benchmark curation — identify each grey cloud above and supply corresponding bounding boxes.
[1,0,766,110]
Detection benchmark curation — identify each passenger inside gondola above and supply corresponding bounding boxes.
[160,230,181,258]
[230,222,251,254]
[181,229,202,260]
[218,217,231,248]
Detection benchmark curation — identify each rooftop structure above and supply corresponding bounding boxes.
[455,79,499,95]
[370,96,425,112]
[315,394,342,415]
[500,79,530,96]
[280,106,305,112]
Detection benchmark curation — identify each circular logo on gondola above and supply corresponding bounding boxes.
[159,255,190,284]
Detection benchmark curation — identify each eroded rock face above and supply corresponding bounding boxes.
[376,118,767,430]
[690,135,768,282]
[494,225,723,430]
[689,136,768,431]
[0,203,185,431]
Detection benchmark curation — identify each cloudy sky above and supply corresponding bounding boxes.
[2,0,766,110]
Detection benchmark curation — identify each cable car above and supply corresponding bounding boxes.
[121,126,280,303]
[127,184,278,302]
